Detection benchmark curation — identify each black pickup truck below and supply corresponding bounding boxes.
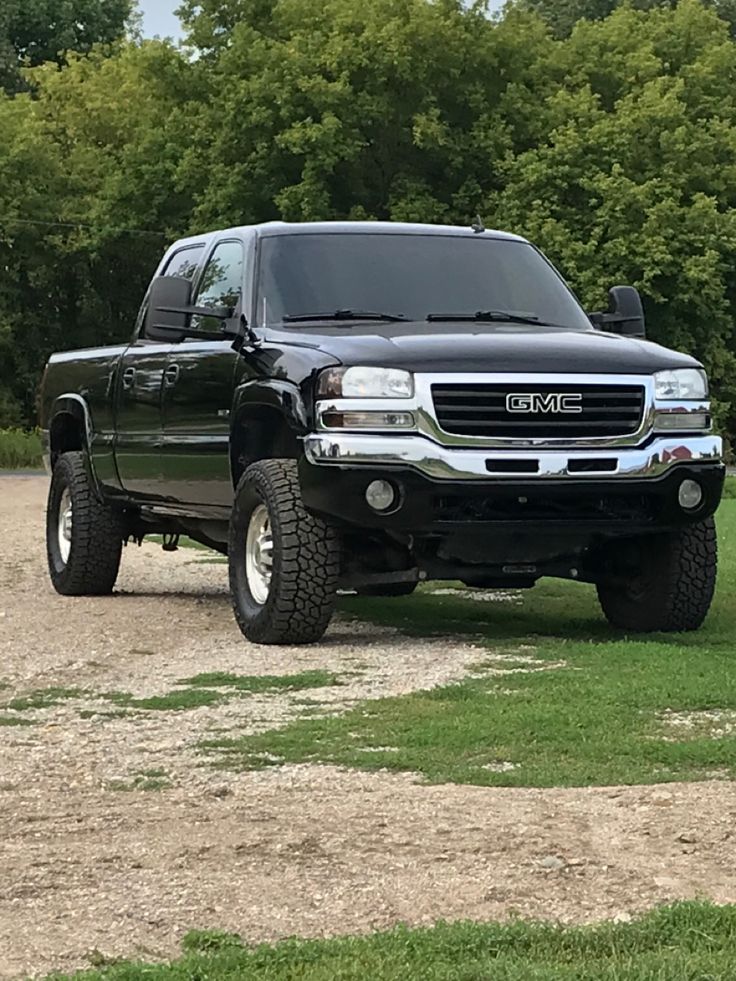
[39,221,723,644]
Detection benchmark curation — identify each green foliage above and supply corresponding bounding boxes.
[0,0,133,94]
[521,0,736,38]
[3,0,736,442]
[493,1,736,434]
[178,670,340,692]
[0,429,43,469]
[39,902,736,979]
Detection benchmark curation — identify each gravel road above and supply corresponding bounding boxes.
[2,475,736,979]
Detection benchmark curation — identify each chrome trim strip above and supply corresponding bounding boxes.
[304,433,723,481]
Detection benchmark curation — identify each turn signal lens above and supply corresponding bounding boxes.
[654,412,710,431]
[321,411,415,430]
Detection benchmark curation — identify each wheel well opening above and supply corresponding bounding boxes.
[231,407,301,486]
[49,412,84,466]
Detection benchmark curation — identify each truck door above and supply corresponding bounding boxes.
[159,239,245,507]
[114,243,206,500]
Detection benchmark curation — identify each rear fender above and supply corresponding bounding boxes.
[46,395,101,495]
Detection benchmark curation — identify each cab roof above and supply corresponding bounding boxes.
[171,220,529,250]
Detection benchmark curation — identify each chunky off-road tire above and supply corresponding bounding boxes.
[229,459,340,645]
[597,518,717,633]
[358,582,418,598]
[46,451,124,596]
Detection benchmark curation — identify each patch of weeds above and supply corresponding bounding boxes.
[4,687,85,712]
[108,769,172,792]
[178,670,340,693]
[0,429,43,470]
[102,689,224,712]
[79,709,134,720]
[0,714,35,726]
[182,930,245,954]
[85,950,123,969]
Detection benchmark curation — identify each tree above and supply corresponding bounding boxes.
[521,0,736,38]
[0,0,133,93]
[492,1,736,435]
[0,41,198,425]
[177,0,556,228]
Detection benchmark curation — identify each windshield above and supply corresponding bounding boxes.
[257,233,592,331]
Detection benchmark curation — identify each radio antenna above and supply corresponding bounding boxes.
[471,215,486,234]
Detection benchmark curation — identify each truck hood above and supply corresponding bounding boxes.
[266,322,700,375]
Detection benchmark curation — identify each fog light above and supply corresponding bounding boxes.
[678,478,703,510]
[366,480,397,512]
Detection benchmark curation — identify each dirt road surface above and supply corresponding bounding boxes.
[1,476,736,979]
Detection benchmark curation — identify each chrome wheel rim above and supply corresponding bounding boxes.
[58,488,73,564]
[245,504,273,605]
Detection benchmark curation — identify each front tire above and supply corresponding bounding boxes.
[597,518,717,632]
[229,459,340,645]
[46,451,124,596]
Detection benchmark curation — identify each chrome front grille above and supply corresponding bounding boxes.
[431,382,646,439]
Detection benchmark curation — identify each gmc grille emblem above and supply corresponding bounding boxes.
[506,393,584,414]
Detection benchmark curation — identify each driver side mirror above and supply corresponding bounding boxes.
[145,275,239,341]
[589,286,646,339]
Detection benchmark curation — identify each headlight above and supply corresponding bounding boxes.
[654,368,708,401]
[317,366,414,399]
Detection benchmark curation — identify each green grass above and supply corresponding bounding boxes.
[0,672,341,720]
[178,670,340,693]
[4,687,84,712]
[202,502,736,788]
[102,688,225,712]
[43,902,736,980]
[107,769,172,792]
[0,714,35,726]
[0,428,43,469]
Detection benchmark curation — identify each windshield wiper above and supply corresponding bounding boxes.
[283,309,408,324]
[427,310,549,326]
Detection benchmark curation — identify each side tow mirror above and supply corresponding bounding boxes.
[146,276,193,339]
[145,276,240,340]
[589,286,646,339]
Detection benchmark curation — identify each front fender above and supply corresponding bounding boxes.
[231,379,310,435]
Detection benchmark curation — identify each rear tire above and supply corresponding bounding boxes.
[229,459,340,645]
[47,451,124,596]
[597,518,717,632]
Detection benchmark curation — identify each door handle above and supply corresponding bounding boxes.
[122,367,136,391]
[164,364,181,388]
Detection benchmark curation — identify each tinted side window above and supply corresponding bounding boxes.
[195,241,244,312]
[163,245,205,281]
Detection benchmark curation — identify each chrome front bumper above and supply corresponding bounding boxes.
[304,433,723,481]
